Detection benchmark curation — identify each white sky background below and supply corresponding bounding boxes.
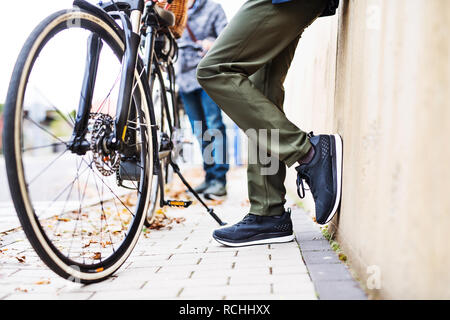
[0,0,245,103]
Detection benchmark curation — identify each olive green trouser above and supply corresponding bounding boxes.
[197,0,328,216]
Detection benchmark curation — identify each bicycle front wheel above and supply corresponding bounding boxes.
[3,8,154,283]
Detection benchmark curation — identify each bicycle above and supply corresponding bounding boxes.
[3,0,225,284]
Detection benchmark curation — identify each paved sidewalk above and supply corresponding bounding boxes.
[0,167,365,300]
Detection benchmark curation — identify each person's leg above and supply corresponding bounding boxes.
[199,89,229,186]
[203,0,344,246]
[197,0,329,168]
[179,89,214,185]
[246,35,301,217]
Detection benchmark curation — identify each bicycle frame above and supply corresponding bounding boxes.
[69,0,174,200]
[67,0,226,226]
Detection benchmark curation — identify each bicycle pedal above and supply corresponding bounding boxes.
[165,200,192,208]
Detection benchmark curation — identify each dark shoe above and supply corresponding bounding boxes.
[296,133,343,224]
[212,209,295,247]
[192,180,211,194]
[203,180,227,200]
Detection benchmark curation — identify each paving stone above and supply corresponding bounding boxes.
[233,259,299,268]
[114,267,159,280]
[306,263,354,282]
[314,280,367,300]
[70,279,145,292]
[146,277,228,289]
[271,264,309,275]
[291,208,367,300]
[191,266,270,280]
[272,280,317,295]
[180,284,271,299]
[90,288,179,300]
[301,250,341,265]
[9,269,59,279]
[298,239,333,251]
[294,230,324,241]
[0,167,365,300]
[4,292,93,300]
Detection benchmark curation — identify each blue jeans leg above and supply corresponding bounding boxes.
[180,89,229,184]
[200,90,229,185]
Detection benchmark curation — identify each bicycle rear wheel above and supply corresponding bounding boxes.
[3,9,154,283]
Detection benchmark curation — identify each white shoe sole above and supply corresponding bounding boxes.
[204,193,227,201]
[213,234,295,247]
[324,134,343,224]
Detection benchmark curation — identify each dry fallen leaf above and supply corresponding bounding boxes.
[82,239,98,248]
[92,252,101,260]
[100,241,112,248]
[173,217,186,224]
[35,279,51,285]
[206,199,224,206]
[16,256,26,263]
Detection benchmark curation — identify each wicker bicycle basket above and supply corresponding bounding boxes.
[156,0,189,39]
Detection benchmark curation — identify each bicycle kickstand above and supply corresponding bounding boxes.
[169,160,227,226]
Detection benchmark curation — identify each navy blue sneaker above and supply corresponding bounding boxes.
[212,210,295,247]
[296,133,343,224]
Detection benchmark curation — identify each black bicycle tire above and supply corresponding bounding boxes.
[144,168,163,227]
[3,8,154,283]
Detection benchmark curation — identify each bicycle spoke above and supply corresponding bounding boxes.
[67,157,88,260]
[38,159,93,219]
[81,157,136,217]
[24,115,69,146]
[51,163,89,241]
[90,165,117,259]
[26,149,69,186]
[93,70,122,114]
[32,86,75,127]
[22,142,68,152]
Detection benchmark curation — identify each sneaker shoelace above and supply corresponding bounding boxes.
[235,214,259,227]
[297,132,315,200]
[297,171,314,198]
[296,174,307,199]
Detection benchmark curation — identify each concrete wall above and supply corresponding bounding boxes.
[284,0,450,299]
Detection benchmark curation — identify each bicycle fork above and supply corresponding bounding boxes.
[68,33,103,155]
[68,10,142,155]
